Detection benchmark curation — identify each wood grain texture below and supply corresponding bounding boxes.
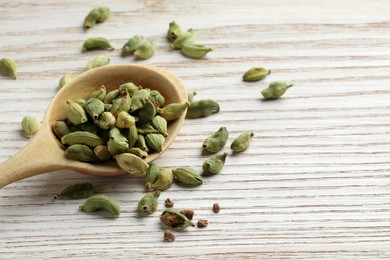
[1,0,390,258]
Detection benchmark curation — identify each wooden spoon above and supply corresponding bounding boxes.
[0,64,187,188]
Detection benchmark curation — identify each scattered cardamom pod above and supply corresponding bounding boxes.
[171,29,196,49]
[202,152,228,175]
[83,6,110,29]
[61,131,103,148]
[137,191,160,213]
[203,127,229,153]
[151,168,173,191]
[54,183,95,200]
[79,194,120,218]
[21,116,40,137]
[82,37,114,52]
[231,132,254,152]
[122,35,144,54]
[0,58,18,79]
[145,163,160,190]
[65,144,99,162]
[172,167,203,186]
[114,153,149,176]
[58,73,74,90]
[242,67,271,82]
[134,40,156,60]
[167,21,183,41]
[181,43,212,59]
[86,55,110,70]
[160,209,195,230]
[261,81,293,99]
[186,99,220,119]
[158,102,189,121]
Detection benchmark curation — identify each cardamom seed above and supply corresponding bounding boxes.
[167,21,183,41]
[0,58,18,79]
[163,230,175,242]
[231,132,254,152]
[137,191,160,213]
[86,55,110,70]
[203,127,229,153]
[134,40,155,60]
[180,209,194,220]
[61,131,103,147]
[160,209,194,230]
[151,168,173,191]
[158,102,189,121]
[145,133,165,152]
[172,167,203,186]
[65,144,99,162]
[66,100,88,125]
[21,116,40,137]
[54,183,95,200]
[242,67,271,82]
[113,153,149,176]
[186,99,220,119]
[171,29,196,49]
[197,219,208,228]
[202,152,228,175]
[181,43,212,59]
[79,194,120,218]
[261,81,293,99]
[83,6,110,29]
[122,35,144,54]
[82,37,114,52]
[58,73,74,90]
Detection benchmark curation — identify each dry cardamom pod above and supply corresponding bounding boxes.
[96,111,116,129]
[107,128,129,155]
[104,89,120,104]
[151,115,168,137]
[186,99,220,119]
[126,125,138,148]
[149,90,165,107]
[134,40,156,60]
[203,127,229,153]
[130,88,151,112]
[151,168,173,191]
[93,144,111,161]
[61,131,103,148]
[86,55,110,70]
[65,144,99,162]
[83,6,110,29]
[158,102,189,121]
[0,58,18,79]
[21,116,40,137]
[167,21,183,41]
[85,98,105,120]
[58,73,74,90]
[114,153,149,176]
[145,163,160,190]
[128,147,148,159]
[66,100,88,125]
[53,120,72,138]
[160,209,195,230]
[261,81,293,99]
[181,43,212,59]
[116,111,137,129]
[231,132,254,152]
[119,82,140,96]
[171,29,196,49]
[202,152,228,175]
[137,191,160,213]
[145,133,165,152]
[172,167,203,186]
[242,67,271,82]
[110,90,131,117]
[135,134,149,152]
[79,194,120,218]
[90,85,107,101]
[54,183,95,200]
[138,99,158,124]
[122,35,144,54]
[82,37,114,52]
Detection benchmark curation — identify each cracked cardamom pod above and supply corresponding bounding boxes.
[110,90,131,117]
[21,116,40,137]
[243,67,271,82]
[138,191,160,213]
[202,152,228,175]
[114,153,149,176]
[203,127,229,153]
[231,132,254,153]
[0,58,18,79]
[160,209,195,230]
[82,37,114,52]
[149,90,165,107]
[172,167,203,186]
[186,99,220,119]
[83,6,110,29]
[261,81,293,99]
[54,183,95,200]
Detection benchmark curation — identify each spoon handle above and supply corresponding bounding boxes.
[0,130,64,188]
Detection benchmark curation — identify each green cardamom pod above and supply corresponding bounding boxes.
[186,99,220,119]
[135,134,149,152]
[53,120,72,138]
[94,144,111,161]
[82,37,114,52]
[202,152,228,175]
[65,144,99,162]
[261,81,293,99]
[167,21,183,41]
[75,98,87,108]
[86,55,110,70]
[136,123,160,135]
[243,67,271,82]
[171,29,196,49]
[66,100,88,125]
[126,125,138,148]
[151,115,168,137]
[137,191,160,213]
[54,183,95,200]
[0,58,18,79]
[134,40,156,60]
[90,85,107,101]
[83,6,110,29]
[122,35,144,54]
[113,153,149,176]
[119,82,140,96]
[158,102,189,121]
[108,128,129,155]
[79,194,120,218]
[172,167,203,186]
[145,133,165,152]
[21,116,40,137]
[203,127,229,153]
[76,121,100,135]
[149,90,165,107]
[58,73,74,90]
[137,99,157,124]
[85,98,105,120]
[231,132,254,153]
[187,91,197,103]
[96,111,116,129]
[104,89,120,104]
[130,88,151,112]
[181,43,212,59]
[129,147,148,159]
[145,163,159,190]
[61,131,103,147]
[116,111,137,129]
[110,90,131,117]
[160,209,194,230]
[151,168,173,191]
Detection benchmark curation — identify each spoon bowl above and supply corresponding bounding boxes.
[0,64,187,188]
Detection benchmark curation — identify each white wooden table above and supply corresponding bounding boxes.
[1,0,390,258]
